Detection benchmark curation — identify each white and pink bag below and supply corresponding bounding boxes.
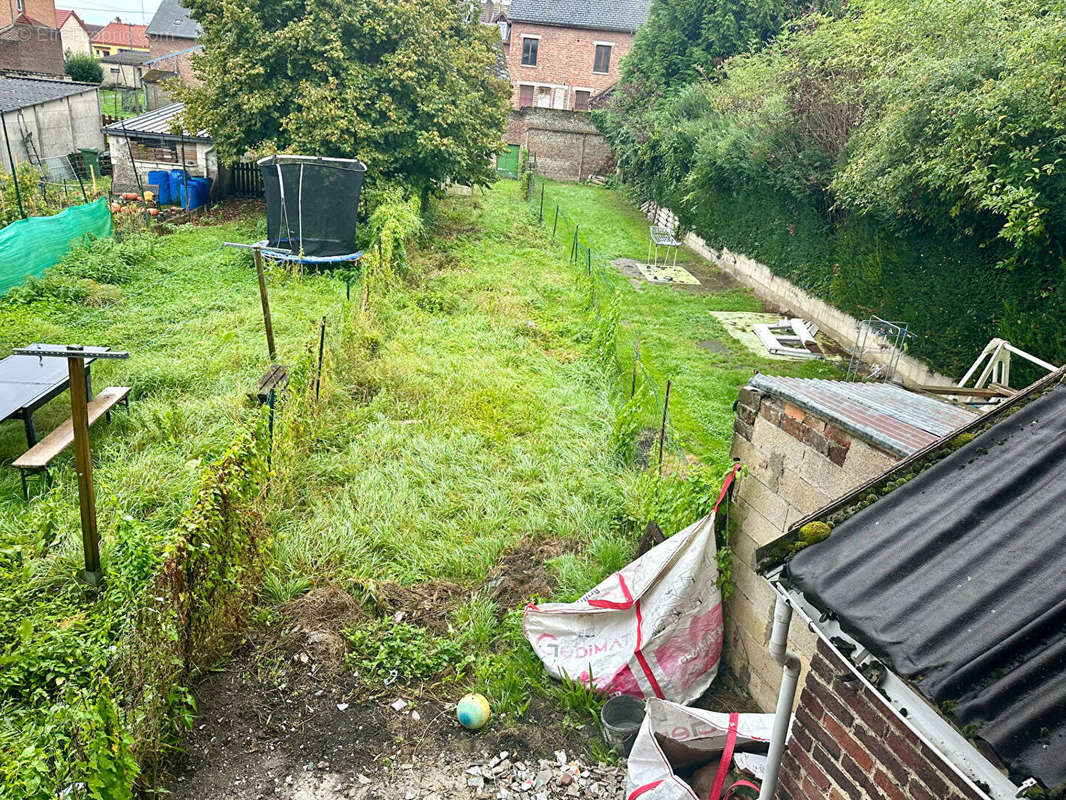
[626,699,775,800]
[522,467,739,704]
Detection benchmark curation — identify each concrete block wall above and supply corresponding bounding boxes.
[777,637,985,800]
[640,201,956,389]
[726,387,899,711]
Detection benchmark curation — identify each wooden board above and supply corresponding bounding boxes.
[13,387,130,469]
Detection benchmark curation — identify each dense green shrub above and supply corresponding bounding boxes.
[599,0,1066,374]
[64,53,102,84]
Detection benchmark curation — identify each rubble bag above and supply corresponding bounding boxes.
[523,465,740,704]
[625,699,776,800]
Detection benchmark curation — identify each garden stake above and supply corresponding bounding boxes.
[253,247,277,361]
[551,204,558,241]
[658,380,672,479]
[1,115,25,219]
[587,248,591,275]
[632,337,641,397]
[315,316,326,402]
[539,183,544,222]
[267,386,275,481]
[572,226,579,261]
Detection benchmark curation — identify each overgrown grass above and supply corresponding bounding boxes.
[0,213,346,797]
[536,179,838,469]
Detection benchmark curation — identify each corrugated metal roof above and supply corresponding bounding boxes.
[101,102,210,142]
[0,77,97,113]
[146,0,201,40]
[749,375,978,457]
[508,0,650,33]
[785,375,1066,791]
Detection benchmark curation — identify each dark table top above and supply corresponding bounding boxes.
[0,344,97,422]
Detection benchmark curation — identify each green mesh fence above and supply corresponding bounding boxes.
[0,199,113,295]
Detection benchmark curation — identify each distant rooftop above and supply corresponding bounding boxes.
[100,50,147,66]
[0,76,97,113]
[146,0,200,40]
[55,9,87,30]
[92,20,149,48]
[507,0,650,33]
[748,375,978,457]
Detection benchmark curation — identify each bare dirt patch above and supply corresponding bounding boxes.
[610,258,740,295]
[482,540,565,611]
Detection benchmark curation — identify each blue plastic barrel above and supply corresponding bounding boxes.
[178,179,205,210]
[148,170,171,204]
[189,177,211,207]
[169,169,187,205]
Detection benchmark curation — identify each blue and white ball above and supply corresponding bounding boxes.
[456,693,491,730]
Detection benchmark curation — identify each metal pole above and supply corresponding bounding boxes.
[539,183,544,222]
[67,353,101,585]
[1,114,25,219]
[632,337,640,397]
[658,380,671,479]
[315,315,326,402]
[72,155,87,203]
[253,247,277,361]
[551,205,558,242]
[267,386,275,478]
[586,248,591,275]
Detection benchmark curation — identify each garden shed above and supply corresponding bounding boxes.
[101,101,215,197]
[724,376,977,712]
[0,77,103,170]
[766,368,1066,799]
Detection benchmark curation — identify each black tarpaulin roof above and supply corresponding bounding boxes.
[785,380,1066,790]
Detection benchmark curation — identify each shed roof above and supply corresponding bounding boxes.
[0,76,97,113]
[507,0,650,33]
[100,50,147,65]
[748,375,978,457]
[146,0,200,40]
[92,21,149,48]
[101,102,210,142]
[785,370,1066,791]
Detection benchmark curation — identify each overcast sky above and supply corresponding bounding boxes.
[70,0,161,27]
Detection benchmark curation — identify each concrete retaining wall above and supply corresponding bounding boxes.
[641,201,956,388]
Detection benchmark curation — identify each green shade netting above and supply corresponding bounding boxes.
[0,199,114,295]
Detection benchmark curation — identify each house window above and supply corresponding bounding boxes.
[593,44,612,74]
[521,36,538,66]
[574,90,591,110]
[518,84,534,108]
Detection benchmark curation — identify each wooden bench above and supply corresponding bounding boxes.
[12,386,131,498]
[251,364,289,405]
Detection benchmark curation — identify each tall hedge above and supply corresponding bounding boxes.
[599,0,1066,375]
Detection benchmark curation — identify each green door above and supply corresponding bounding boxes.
[497,144,520,178]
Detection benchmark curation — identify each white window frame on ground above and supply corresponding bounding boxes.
[521,34,540,67]
[593,41,614,74]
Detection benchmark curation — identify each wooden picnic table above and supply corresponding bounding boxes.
[0,343,96,447]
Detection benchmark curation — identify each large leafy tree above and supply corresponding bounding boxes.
[178,0,510,196]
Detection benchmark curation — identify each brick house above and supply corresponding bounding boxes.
[90,19,148,58]
[745,368,1066,798]
[503,0,649,111]
[0,0,64,76]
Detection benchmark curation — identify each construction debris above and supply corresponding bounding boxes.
[457,751,626,799]
[752,319,822,359]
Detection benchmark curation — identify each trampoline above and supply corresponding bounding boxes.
[253,154,367,267]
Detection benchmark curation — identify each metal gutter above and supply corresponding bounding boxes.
[768,576,1024,800]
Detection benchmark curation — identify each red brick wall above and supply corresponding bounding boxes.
[777,638,986,800]
[0,28,65,76]
[506,21,634,110]
[147,35,200,86]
